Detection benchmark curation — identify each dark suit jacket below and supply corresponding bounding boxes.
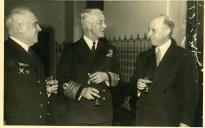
[50,37,120,125]
[4,38,48,125]
[129,39,199,126]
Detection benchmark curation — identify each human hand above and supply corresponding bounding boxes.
[81,87,100,100]
[46,76,58,94]
[137,78,152,91]
[88,72,108,84]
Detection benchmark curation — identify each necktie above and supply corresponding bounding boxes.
[91,42,96,53]
[155,48,161,66]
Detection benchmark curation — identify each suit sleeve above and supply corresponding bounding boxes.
[57,45,83,101]
[107,46,120,87]
[180,52,199,125]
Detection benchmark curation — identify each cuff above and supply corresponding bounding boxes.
[107,72,120,87]
[63,81,83,101]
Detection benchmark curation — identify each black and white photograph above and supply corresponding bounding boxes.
[2,0,204,127]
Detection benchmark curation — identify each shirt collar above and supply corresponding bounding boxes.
[155,39,171,59]
[10,36,30,52]
[83,35,98,50]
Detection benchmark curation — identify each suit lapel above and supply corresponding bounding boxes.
[76,38,95,71]
[76,38,110,72]
[151,41,178,88]
[142,48,156,78]
[95,40,107,62]
[92,39,108,71]
[7,38,40,72]
[28,48,42,70]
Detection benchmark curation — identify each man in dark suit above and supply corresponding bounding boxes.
[129,15,199,126]
[51,8,120,125]
[4,7,58,125]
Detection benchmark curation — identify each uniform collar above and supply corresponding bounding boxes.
[83,35,98,50]
[10,36,30,52]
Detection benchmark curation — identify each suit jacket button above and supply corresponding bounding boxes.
[102,89,106,92]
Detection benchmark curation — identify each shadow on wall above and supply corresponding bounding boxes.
[31,26,55,77]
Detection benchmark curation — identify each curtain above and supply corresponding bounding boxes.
[186,1,203,126]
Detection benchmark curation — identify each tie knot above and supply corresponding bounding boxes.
[93,41,96,47]
[155,47,161,66]
[92,42,96,51]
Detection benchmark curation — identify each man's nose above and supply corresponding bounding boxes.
[103,22,107,29]
[37,24,42,32]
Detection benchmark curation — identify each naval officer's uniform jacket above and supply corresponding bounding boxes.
[4,38,49,125]
[51,37,120,125]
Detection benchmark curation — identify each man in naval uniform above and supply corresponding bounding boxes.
[4,7,58,125]
[50,8,120,125]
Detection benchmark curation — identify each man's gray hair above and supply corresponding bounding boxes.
[159,14,175,36]
[80,8,103,30]
[6,6,32,33]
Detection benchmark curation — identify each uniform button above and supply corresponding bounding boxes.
[38,80,40,84]
[102,89,106,92]
[40,91,42,95]
[39,115,42,118]
[40,104,43,107]
[47,101,50,104]
[47,113,50,116]
[102,97,106,100]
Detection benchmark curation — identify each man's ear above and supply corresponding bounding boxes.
[16,22,24,33]
[164,27,171,37]
[86,22,92,31]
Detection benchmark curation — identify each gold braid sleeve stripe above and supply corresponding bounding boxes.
[63,81,81,100]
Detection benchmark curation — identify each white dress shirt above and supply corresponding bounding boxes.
[83,35,98,50]
[155,39,171,62]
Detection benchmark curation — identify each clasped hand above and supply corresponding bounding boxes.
[46,79,58,94]
[82,72,108,100]
[87,72,109,84]
[137,78,152,91]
